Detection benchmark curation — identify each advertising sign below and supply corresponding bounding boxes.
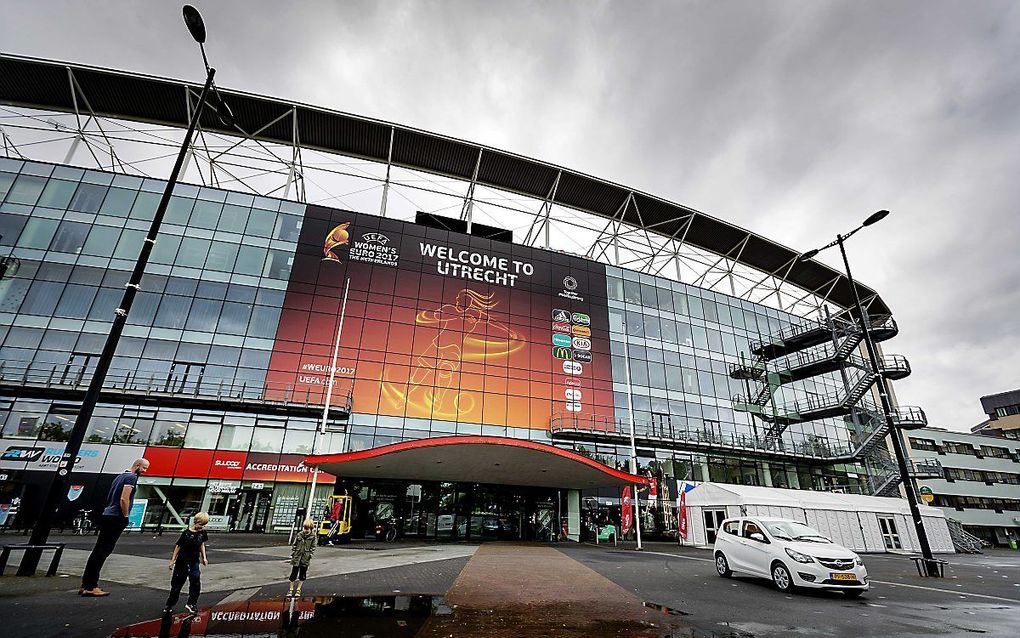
[264,206,615,430]
[919,485,934,504]
[127,498,146,530]
[621,486,633,536]
[243,453,334,483]
[0,439,107,473]
[678,488,688,540]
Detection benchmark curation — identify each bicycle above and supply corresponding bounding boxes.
[71,509,95,536]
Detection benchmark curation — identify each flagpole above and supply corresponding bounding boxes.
[305,277,351,520]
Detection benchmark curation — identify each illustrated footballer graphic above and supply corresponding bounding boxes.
[322,222,351,262]
[382,288,525,419]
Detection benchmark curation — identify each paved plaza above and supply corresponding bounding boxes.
[1,533,1019,637]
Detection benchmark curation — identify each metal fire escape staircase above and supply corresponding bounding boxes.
[727,313,931,495]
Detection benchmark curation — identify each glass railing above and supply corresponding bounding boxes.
[0,358,353,411]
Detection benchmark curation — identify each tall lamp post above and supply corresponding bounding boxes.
[19,5,234,575]
[619,324,643,550]
[799,209,939,576]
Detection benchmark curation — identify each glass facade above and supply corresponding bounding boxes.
[0,159,874,536]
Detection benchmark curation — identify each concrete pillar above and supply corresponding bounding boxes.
[566,490,581,542]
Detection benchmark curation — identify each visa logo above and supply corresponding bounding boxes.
[562,361,583,375]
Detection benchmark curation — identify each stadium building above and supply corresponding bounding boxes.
[0,56,940,540]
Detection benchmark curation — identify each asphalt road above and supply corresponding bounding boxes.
[561,542,1020,637]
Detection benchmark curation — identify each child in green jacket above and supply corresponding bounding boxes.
[288,519,316,597]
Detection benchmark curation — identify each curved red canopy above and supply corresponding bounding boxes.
[305,435,647,489]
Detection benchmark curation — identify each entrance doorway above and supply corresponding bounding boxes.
[231,486,273,532]
[703,509,727,544]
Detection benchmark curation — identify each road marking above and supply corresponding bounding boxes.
[870,580,1020,604]
[216,588,259,605]
[637,550,713,563]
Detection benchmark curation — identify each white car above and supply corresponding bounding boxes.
[713,517,869,596]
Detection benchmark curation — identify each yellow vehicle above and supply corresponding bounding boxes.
[317,494,352,545]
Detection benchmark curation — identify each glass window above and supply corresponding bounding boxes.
[640,284,658,308]
[235,245,267,275]
[282,428,313,454]
[672,291,689,316]
[703,299,719,323]
[98,187,137,218]
[0,172,13,200]
[49,220,91,254]
[218,302,252,335]
[82,225,122,257]
[149,420,187,446]
[248,305,282,338]
[55,283,98,319]
[130,191,160,221]
[19,280,64,316]
[218,204,249,233]
[39,408,78,442]
[218,425,254,451]
[177,237,211,268]
[154,295,193,329]
[625,310,645,337]
[151,235,182,264]
[274,214,301,241]
[184,422,220,449]
[607,277,624,301]
[623,279,642,304]
[69,183,108,213]
[0,213,28,246]
[251,427,284,452]
[191,199,222,230]
[185,298,222,333]
[17,218,59,249]
[264,250,292,279]
[165,196,195,225]
[113,229,146,260]
[246,208,276,237]
[643,313,661,340]
[205,242,238,271]
[655,287,673,313]
[6,174,47,205]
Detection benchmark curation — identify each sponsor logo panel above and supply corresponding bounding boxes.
[552,346,572,360]
[552,321,572,334]
[552,309,570,322]
[572,337,591,351]
[571,312,591,326]
[571,325,591,337]
[563,361,583,375]
[552,333,572,347]
[572,350,593,363]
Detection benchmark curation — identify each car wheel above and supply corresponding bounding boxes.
[715,552,732,578]
[844,589,865,598]
[771,562,794,592]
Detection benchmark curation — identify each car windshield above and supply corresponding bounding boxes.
[763,521,831,543]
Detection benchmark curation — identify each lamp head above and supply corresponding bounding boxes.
[863,209,890,227]
[183,5,207,44]
[799,249,820,262]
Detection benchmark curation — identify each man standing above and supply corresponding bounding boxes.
[79,458,149,597]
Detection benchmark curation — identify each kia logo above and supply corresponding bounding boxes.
[572,337,591,351]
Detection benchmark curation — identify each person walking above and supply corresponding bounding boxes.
[287,518,316,597]
[79,457,149,597]
[164,512,210,615]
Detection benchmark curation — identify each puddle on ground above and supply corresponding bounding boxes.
[109,595,450,637]
[110,595,750,638]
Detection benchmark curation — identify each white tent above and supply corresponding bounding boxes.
[681,482,954,553]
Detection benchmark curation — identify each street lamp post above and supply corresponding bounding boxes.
[19,5,232,576]
[619,325,643,551]
[800,210,939,576]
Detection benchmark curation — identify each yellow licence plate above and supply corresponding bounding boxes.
[831,573,858,582]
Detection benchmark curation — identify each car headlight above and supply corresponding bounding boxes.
[784,548,814,564]
[854,555,864,567]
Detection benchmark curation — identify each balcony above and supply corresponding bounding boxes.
[0,359,353,420]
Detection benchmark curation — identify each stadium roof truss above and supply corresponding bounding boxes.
[0,55,890,318]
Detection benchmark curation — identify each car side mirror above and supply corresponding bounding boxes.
[749,532,768,543]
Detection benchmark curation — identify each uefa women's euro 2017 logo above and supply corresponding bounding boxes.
[322,222,351,262]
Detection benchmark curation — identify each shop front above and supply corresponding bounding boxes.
[305,435,647,543]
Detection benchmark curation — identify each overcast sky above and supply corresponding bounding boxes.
[2,1,1018,432]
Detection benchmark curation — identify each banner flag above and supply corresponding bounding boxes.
[621,486,633,535]
[678,488,688,540]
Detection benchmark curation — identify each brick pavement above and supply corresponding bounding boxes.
[417,542,688,637]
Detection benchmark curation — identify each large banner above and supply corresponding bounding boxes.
[265,206,615,430]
